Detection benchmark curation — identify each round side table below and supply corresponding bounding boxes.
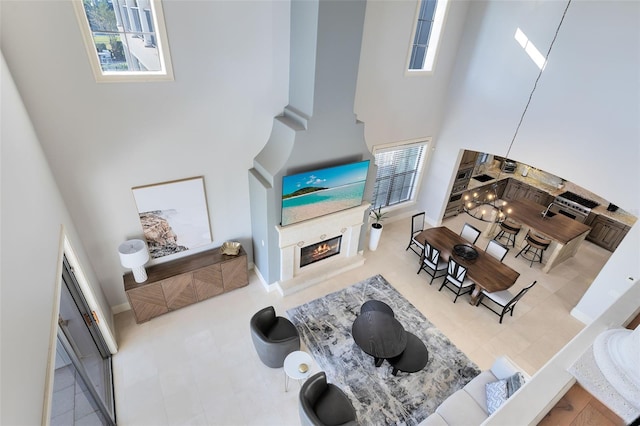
[284,350,314,392]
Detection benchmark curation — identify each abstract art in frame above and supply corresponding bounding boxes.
[132,176,212,259]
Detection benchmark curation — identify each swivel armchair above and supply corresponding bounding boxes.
[299,372,358,426]
[250,306,300,368]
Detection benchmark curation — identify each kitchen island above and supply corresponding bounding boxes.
[487,199,592,273]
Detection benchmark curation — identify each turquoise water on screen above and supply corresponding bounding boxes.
[282,182,366,209]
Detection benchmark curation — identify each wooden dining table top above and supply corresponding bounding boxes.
[417,226,520,293]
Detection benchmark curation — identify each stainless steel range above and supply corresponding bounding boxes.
[549,191,599,223]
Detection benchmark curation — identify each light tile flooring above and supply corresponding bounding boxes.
[113,213,611,425]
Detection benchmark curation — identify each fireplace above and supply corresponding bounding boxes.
[300,236,342,268]
[275,202,369,295]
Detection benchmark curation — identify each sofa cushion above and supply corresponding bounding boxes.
[436,389,487,425]
[490,356,521,380]
[418,412,449,426]
[460,370,498,413]
[485,379,508,415]
[506,372,526,396]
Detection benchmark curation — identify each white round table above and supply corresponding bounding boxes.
[283,350,314,392]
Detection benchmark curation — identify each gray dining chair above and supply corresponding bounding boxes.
[406,212,426,256]
[439,258,475,303]
[486,239,509,262]
[460,222,481,245]
[417,240,448,284]
[476,281,538,323]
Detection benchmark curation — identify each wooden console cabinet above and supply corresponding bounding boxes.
[124,246,249,323]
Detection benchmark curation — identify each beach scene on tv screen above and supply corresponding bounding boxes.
[281,160,369,226]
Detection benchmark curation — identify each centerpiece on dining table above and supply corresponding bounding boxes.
[453,244,479,261]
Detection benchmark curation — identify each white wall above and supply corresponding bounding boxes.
[1,0,291,309]
[0,52,112,425]
[420,0,639,221]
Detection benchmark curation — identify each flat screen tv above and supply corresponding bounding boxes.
[281,160,370,226]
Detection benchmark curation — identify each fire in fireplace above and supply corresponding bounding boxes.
[300,236,342,268]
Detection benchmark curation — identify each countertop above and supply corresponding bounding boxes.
[506,199,592,244]
[467,168,637,227]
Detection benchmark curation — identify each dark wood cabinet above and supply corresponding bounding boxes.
[586,216,630,252]
[503,179,552,205]
[459,150,479,170]
[503,179,529,201]
[124,246,249,323]
[523,186,549,205]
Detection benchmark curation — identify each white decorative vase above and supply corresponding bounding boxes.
[369,224,383,251]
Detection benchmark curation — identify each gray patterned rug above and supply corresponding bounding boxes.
[287,274,480,425]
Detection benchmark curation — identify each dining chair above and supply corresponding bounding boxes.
[485,239,509,262]
[476,281,538,323]
[460,222,481,245]
[439,258,475,303]
[515,232,551,267]
[406,212,426,256]
[495,218,521,247]
[417,240,448,284]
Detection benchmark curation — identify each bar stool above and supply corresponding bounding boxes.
[516,232,551,267]
[495,219,521,248]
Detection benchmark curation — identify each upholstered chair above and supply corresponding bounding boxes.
[250,306,300,368]
[299,372,358,426]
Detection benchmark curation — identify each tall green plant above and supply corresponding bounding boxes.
[370,207,388,229]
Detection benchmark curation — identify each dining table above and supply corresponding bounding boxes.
[416,226,520,305]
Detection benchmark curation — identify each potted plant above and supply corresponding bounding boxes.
[368,207,388,251]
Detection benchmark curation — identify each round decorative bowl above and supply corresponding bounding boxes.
[453,244,478,261]
[221,241,241,256]
[298,363,309,373]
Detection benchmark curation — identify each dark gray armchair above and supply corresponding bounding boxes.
[299,372,358,426]
[250,306,300,368]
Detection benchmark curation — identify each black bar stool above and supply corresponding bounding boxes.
[515,232,551,267]
[495,219,521,247]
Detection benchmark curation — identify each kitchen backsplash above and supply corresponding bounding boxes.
[514,163,564,189]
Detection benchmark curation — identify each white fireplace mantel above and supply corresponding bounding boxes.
[275,202,370,295]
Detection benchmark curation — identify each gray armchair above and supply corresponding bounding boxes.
[250,306,300,368]
[299,372,358,426]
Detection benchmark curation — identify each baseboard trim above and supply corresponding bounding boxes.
[112,302,131,315]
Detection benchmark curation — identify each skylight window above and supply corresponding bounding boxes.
[407,0,449,72]
[73,0,173,82]
[514,28,546,70]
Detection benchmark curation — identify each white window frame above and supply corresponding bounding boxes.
[371,138,430,211]
[73,0,174,83]
[406,0,449,74]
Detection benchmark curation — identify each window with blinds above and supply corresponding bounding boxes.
[372,141,428,210]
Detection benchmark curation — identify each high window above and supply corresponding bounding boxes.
[73,0,173,82]
[371,140,429,210]
[407,0,449,72]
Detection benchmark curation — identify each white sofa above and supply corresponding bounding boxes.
[419,356,529,425]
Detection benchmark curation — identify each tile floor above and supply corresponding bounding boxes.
[113,213,611,425]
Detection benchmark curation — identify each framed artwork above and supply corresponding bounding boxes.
[132,176,212,259]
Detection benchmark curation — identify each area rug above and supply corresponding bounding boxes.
[286,274,480,426]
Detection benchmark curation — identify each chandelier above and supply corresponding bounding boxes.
[463,183,512,223]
